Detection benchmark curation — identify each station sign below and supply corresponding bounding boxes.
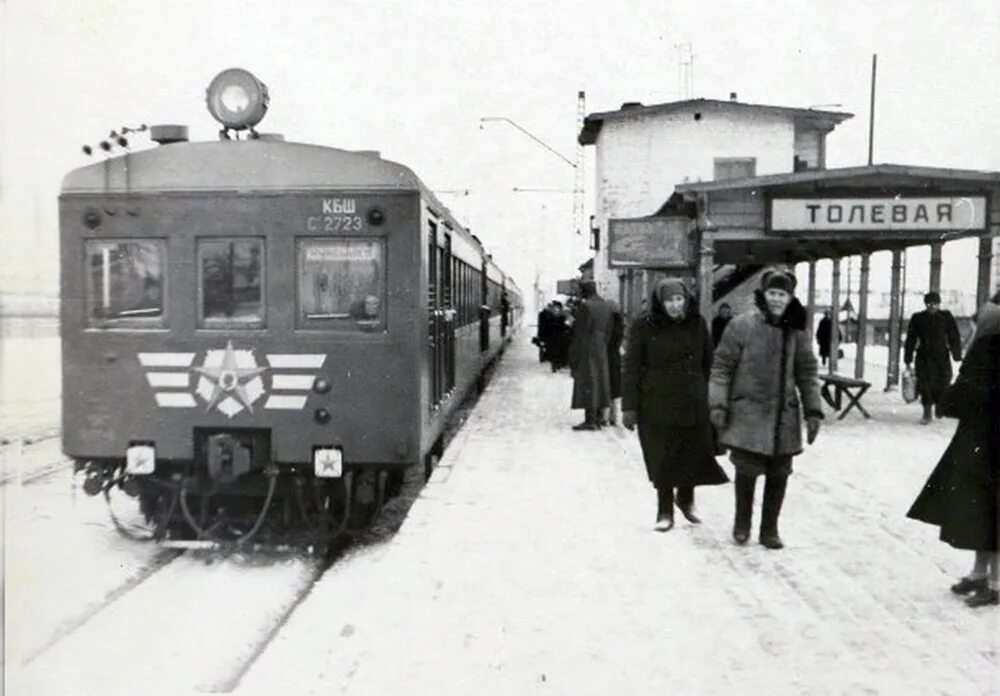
[556,279,579,296]
[770,196,987,233]
[608,216,694,268]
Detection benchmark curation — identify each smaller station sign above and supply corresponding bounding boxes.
[770,196,987,233]
[608,216,694,268]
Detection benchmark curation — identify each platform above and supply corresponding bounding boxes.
[238,335,997,695]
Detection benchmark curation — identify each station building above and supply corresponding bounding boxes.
[579,95,851,303]
[578,95,1000,386]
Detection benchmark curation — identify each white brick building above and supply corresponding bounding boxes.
[578,97,851,302]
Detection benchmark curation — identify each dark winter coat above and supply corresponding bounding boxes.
[907,331,999,551]
[607,302,625,400]
[709,291,823,457]
[622,295,729,489]
[569,295,613,410]
[815,317,832,358]
[904,310,962,402]
[711,315,731,348]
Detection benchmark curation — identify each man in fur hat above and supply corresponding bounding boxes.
[709,267,824,549]
[904,291,963,424]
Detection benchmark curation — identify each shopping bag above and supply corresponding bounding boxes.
[901,367,918,403]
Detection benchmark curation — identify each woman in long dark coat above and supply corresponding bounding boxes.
[907,294,1000,608]
[621,278,729,531]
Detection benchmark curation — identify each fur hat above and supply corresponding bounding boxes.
[761,267,797,294]
[923,291,941,305]
[653,278,689,303]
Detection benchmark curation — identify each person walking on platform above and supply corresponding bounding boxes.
[710,267,823,549]
[534,302,555,363]
[905,291,963,424]
[604,300,625,426]
[568,279,613,430]
[711,302,733,348]
[907,292,1000,608]
[622,279,728,531]
[816,310,832,367]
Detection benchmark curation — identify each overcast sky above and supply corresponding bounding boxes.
[3,0,999,302]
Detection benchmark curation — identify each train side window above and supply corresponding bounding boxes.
[85,239,166,327]
[197,238,265,328]
[297,238,386,332]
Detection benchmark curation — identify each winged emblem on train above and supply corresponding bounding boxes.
[137,341,327,418]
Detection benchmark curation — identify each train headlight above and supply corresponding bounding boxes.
[313,376,332,394]
[313,448,343,478]
[206,68,269,130]
[125,445,156,475]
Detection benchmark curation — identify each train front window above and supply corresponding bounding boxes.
[197,238,265,328]
[297,238,386,331]
[85,240,165,327]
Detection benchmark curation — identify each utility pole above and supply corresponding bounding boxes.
[573,91,586,238]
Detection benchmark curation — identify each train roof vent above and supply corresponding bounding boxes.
[353,150,381,158]
[149,124,189,145]
[255,133,284,142]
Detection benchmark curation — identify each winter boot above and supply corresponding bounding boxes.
[733,475,756,544]
[920,404,933,425]
[759,475,788,549]
[676,486,701,524]
[655,488,674,532]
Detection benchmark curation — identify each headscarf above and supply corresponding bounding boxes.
[972,300,1000,341]
[653,278,689,305]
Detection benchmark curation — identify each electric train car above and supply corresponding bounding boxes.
[61,69,522,545]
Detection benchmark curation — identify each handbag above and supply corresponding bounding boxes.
[901,366,918,403]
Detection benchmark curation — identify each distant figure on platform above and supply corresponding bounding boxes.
[568,280,613,430]
[548,301,571,371]
[534,302,555,363]
[710,267,823,549]
[712,302,733,348]
[907,292,1000,608]
[622,279,729,532]
[604,300,625,426]
[905,291,963,424]
[816,310,832,366]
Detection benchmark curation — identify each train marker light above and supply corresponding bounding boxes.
[206,68,269,131]
[313,376,332,394]
[125,445,156,475]
[314,448,342,478]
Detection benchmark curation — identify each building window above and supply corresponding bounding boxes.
[714,157,756,181]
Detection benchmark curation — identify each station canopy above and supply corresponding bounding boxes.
[668,164,1000,265]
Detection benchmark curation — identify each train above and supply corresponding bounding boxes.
[61,68,522,546]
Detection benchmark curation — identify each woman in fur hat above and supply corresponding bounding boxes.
[907,291,1000,607]
[709,267,824,549]
[621,278,729,531]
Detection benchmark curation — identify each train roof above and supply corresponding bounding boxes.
[60,139,425,195]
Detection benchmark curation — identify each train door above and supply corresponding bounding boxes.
[479,260,489,352]
[442,233,456,394]
[428,221,441,407]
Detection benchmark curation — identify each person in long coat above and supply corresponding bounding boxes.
[907,293,1000,608]
[815,310,832,366]
[568,280,613,430]
[604,300,625,426]
[709,267,824,549]
[905,291,963,424]
[622,279,729,531]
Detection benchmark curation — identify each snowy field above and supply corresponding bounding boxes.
[2,333,996,695]
[0,318,61,443]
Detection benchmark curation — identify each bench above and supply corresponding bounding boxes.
[819,374,872,420]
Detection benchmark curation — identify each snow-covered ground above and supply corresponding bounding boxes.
[239,336,997,696]
[3,334,996,695]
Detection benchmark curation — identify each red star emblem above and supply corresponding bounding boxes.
[191,340,267,415]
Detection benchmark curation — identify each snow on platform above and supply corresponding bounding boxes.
[239,336,998,696]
